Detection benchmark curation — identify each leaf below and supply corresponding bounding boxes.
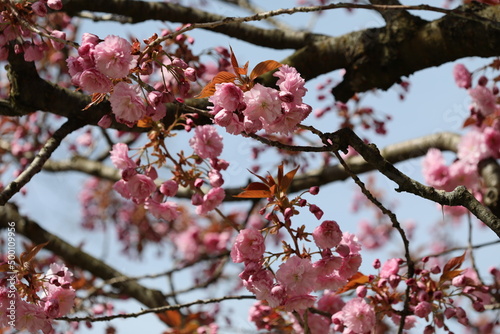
[235,61,249,76]
[462,116,476,128]
[250,60,282,81]
[280,165,300,194]
[20,241,49,265]
[229,46,240,71]
[234,182,272,198]
[157,310,182,328]
[137,116,153,128]
[439,252,466,283]
[196,71,237,98]
[442,252,466,273]
[336,272,369,294]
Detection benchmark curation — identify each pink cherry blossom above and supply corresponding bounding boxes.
[16,301,53,334]
[334,297,375,334]
[113,179,131,199]
[110,143,137,170]
[313,220,343,249]
[46,263,73,287]
[49,30,66,50]
[43,285,75,317]
[275,256,317,296]
[231,228,265,263]
[189,125,224,159]
[469,85,498,116]
[93,35,135,78]
[243,84,282,124]
[457,127,491,166]
[144,199,179,221]
[196,187,225,214]
[422,148,451,190]
[109,82,146,125]
[126,174,156,203]
[340,232,362,255]
[47,0,63,10]
[414,301,433,318]
[159,180,178,197]
[282,294,316,312]
[210,82,244,111]
[79,68,113,93]
[380,258,401,279]
[274,64,307,106]
[453,64,472,89]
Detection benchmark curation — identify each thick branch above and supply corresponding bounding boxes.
[36,132,461,202]
[0,204,168,309]
[324,128,500,237]
[62,0,323,50]
[282,3,500,101]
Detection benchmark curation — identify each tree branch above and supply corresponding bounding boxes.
[0,203,169,309]
[323,128,500,237]
[0,119,83,205]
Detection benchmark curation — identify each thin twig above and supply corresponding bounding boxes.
[57,295,255,322]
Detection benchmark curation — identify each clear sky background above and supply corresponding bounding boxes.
[9,0,500,333]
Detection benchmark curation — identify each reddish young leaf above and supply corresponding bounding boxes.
[20,241,49,265]
[196,71,237,98]
[336,272,369,294]
[439,252,466,283]
[462,116,477,128]
[137,116,153,128]
[250,60,282,81]
[234,182,272,198]
[157,310,182,328]
[280,165,300,194]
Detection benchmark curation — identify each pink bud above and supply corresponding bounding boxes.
[309,186,319,195]
[191,193,203,206]
[373,259,381,269]
[356,285,367,298]
[194,178,204,188]
[309,204,323,220]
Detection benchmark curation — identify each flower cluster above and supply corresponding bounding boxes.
[0,263,75,334]
[231,222,362,313]
[0,1,65,61]
[208,65,312,135]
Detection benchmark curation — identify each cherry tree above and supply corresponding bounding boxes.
[0,0,499,333]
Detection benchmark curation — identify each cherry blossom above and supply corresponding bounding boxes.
[93,35,136,79]
[189,125,224,159]
[230,228,265,263]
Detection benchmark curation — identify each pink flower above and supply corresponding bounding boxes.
[94,35,135,78]
[313,220,343,249]
[208,169,224,187]
[243,84,281,124]
[484,126,500,158]
[24,43,44,62]
[110,143,136,170]
[196,187,225,214]
[469,85,497,116]
[414,301,433,318]
[336,298,375,333]
[189,125,223,159]
[49,30,66,50]
[231,228,265,263]
[453,64,472,89]
[210,82,244,111]
[32,1,47,17]
[43,285,75,317]
[422,148,450,190]
[78,33,99,57]
[145,199,179,221]
[340,232,362,255]
[47,0,63,10]
[274,65,307,106]
[276,256,317,296]
[16,301,53,334]
[126,174,156,203]
[457,128,491,166]
[113,179,131,199]
[109,82,146,125]
[79,68,113,93]
[46,263,73,287]
[380,258,400,279]
[283,294,316,312]
[339,254,362,279]
[159,180,178,197]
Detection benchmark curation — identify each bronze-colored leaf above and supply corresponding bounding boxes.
[336,272,369,294]
[280,165,300,194]
[196,71,237,98]
[250,60,282,81]
[20,241,49,265]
